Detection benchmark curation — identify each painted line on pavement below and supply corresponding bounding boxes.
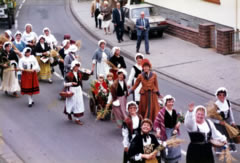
[53,72,90,98]
[22,0,26,3]
[15,20,18,29]
[15,10,19,18]
[19,3,22,9]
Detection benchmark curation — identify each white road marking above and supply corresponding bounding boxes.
[19,4,23,9]
[15,20,18,29]
[15,10,19,18]
[181,150,186,156]
[53,72,90,98]
[22,0,26,3]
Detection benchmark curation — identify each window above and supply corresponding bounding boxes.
[204,0,220,5]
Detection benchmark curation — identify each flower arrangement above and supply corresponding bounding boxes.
[177,111,185,123]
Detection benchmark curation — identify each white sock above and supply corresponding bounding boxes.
[28,95,33,104]
[75,117,79,121]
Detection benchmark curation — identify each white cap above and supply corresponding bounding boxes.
[3,42,12,50]
[43,27,50,34]
[117,68,127,77]
[163,95,175,106]
[5,30,12,37]
[14,31,22,37]
[70,60,81,70]
[62,40,70,47]
[98,40,106,46]
[126,101,139,113]
[38,35,46,42]
[215,87,228,97]
[68,45,78,53]
[135,53,144,61]
[194,105,207,117]
[22,47,32,55]
[112,46,120,55]
[25,23,32,29]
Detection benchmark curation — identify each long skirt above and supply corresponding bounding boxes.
[186,143,214,163]
[162,128,181,163]
[0,67,20,92]
[139,90,160,123]
[65,86,84,116]
[36,56,51,80]
[112,96,127,127]
[21,71,40,95]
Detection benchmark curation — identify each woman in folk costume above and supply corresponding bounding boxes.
[122,101,142,163]
[110,68,128,127]
[13,31,26,53]
[185,104,227,163]
[64,44,79,77]
[19,47,40,107]
[129,58,160,122]
[58,40,70,77]
[0,42,21,97]
[91,40,111,78]
[153,95,181,163]
[212,87,237,153]
[109,47,126,80]
[101,1,112,35]
[64,60,85,125]
[127,53,144,105]
[22,24,38,50]
[42,27,58,50]
[34,35,52,83]
[128,118,161,163]
[4,30,14,42]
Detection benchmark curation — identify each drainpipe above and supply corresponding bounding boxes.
[236,0,239,41]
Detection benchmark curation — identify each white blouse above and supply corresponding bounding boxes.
[22,31,38,44]
[185,111,226,142]
[19,55,40,72]
[127,64,142,86]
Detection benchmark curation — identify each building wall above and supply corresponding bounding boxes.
[145,0,240,30]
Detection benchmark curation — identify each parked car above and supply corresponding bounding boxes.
[0,0,16,29]
[123,4,167,40]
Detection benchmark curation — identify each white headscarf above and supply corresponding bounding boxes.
[135,53,144,61]
[22,47,32,56]
[5,30,12,37]
[68,45,78,53]
[25,23,33,30]
[37,35,46,43]
[98,40,106,47]
[62,40,70,47]
[43,27,51,34]
[70,60,81,70]
[3,42,12,50]
[163,95,175,106]
[126,101,139,113]
[14,31,22,38]
[215,87,228,97]
[117,68,127,77]
[194,105,207,117]
[112,47,120,55]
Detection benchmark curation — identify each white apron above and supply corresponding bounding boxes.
[65,86,84,114]
[96,52,110,78]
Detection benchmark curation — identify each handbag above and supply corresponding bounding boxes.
[97,14,103,20]
[59,87,74,98]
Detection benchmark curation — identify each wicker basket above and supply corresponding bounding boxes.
[80,68,91,81]
[59,91,74,98]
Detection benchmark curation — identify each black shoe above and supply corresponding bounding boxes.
[121,38,124,41]
[32,101,35,105]
[99,27,102,29]
[28,104,32,107]
[136,50,139,53]
[118,40,121,43]
[229,144,237,153]
[146,52,150,55]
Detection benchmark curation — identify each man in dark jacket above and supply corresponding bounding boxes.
[112,2,125,43]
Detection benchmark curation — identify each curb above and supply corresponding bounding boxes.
[0,136,24,163]
[68,0,240,108]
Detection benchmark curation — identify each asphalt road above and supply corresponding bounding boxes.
[0,0,239,163]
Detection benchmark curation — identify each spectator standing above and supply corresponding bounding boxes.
[91,0,102,29]
[101,1,112,35]
[136,12,150,55]
[112,2,125,43]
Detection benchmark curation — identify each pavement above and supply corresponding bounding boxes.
[70,0,240,107]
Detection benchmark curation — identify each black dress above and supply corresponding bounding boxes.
[186,120,214,163]
[128,134,160,163]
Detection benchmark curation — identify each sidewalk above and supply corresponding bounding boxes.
[70,0,240,106]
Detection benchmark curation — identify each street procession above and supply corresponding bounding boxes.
[0,0,240,162]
